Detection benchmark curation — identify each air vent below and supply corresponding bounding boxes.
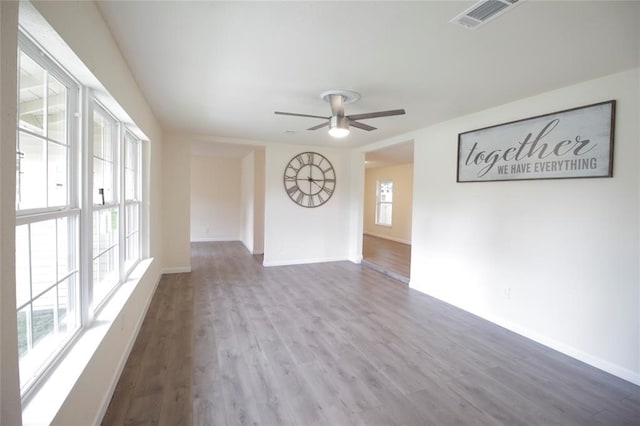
[450,0,524,30]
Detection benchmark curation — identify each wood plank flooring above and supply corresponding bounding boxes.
[362,234,411,280]
[102,242,640,425]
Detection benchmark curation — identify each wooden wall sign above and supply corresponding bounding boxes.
[457,100,615,182]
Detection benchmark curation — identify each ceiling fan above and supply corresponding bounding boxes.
[275,90,406,138]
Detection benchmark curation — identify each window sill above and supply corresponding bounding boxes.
[21,257,155,426]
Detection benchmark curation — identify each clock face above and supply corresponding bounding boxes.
[283,152,336,208]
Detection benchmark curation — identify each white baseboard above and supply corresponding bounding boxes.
[162,266,191,274]
[364,232,411,245]
[190,237,240,243]
[490,313,640,386]
[263,256,348,267]
[414,285,640,386]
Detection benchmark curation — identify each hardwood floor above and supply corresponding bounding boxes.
[362,234,411,280]
[103,242,640,425]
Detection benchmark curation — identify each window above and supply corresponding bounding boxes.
[375,180,393,226]
[124,132,142,271]
[91,105,119,308]
[16,37,81,392]
[15,33,146,398]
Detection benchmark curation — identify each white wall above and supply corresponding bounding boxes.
[253,149,265,254]
[348,151,365,263]
[239,150,265,254]
[364,163,413,244]
[191,155,241,242]
[407,69,639,384]
[1,1,165,424]
[263,144,352,266]
[240,152,255,251]
[163,133,190,272]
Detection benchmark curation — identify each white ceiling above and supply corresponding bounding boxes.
[191,141,261,158]
[97,1,639,150]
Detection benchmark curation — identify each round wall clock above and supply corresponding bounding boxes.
[283,152,336,208]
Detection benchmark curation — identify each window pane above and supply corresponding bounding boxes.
[19,52,45,135]
[377,203,393,226]
[125,203,140,266]
[93,116,103,159]
[126,203,139,236]
[17,305,31,359]
[92,258,100,301]
[103,127,113,162]
[93,248,119,307]
[17,217,80,392]
[93,157,104,205]
[16,225,31,308]
[379,181,393,202]
[57,276,77,335]
[47,75,67,143]
[48,142,68,207]
[93,158,114,205]
[94,208,118,256]
[17,132,47,210]
[93,112,113,161]
[125,137,134,169]
[104,160,114,203]
[30,220,56,298]
[125,169,135,200]
[57,216,76,280]
[31,287,55,349]
[19,284,75,390]
[125,136,139,201]
[125,234,138,267]
[93,208,119,307]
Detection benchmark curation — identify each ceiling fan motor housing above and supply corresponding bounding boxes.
[329,115,350,137]
[330,115,349,128]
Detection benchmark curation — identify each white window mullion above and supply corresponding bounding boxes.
[43,71,50,208]
[118,124,125,282]
[141,141,150,259]
[69,83,81,329]
[81,89,93,322]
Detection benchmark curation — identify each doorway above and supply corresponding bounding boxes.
[362,141,413,283]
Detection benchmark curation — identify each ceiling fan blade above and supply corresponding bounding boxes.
[307,122,329,131]
[350,121,377,131]
[275,111,329,120]
[347,109,406,121]
[328,94,345,117]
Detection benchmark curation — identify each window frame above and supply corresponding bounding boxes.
[123,130,142,275]
[15,32,82,398]
[89,99,122,313]
[16,33,80,217]
[375,179,393,227]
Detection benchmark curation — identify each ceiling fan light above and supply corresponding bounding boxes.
[329,115,350,138]
[329,126,350,138]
